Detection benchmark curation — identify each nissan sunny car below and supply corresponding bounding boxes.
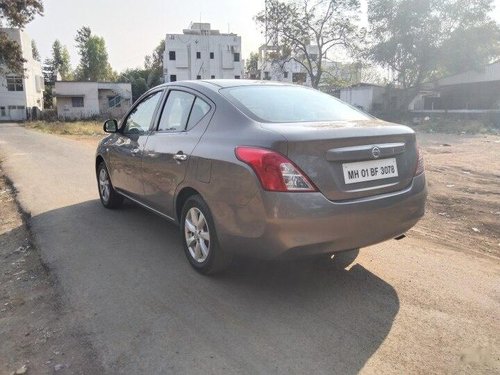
[95,80,427,274]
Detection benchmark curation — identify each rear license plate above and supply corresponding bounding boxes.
[342,158,398,184]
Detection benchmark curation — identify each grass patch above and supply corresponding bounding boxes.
[25,121,105,136]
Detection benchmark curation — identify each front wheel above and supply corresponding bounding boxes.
[97,162,123,209]
[180,195,232,275]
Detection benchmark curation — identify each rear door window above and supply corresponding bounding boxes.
[157,91,195,132]
[187,97,211,130]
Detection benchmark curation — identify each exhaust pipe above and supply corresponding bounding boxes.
[394,234,406,240]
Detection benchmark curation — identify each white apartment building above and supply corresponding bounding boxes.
[54,81,132,120]
[0,28,44,121]
[163,23,243,82]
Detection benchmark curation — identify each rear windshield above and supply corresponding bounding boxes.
[221,85,371,123]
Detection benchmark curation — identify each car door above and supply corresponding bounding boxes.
[108,89,164,198]
[142,88,213,217]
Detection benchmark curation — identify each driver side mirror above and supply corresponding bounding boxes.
[103,119,118,133]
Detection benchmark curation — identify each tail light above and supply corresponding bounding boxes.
[415,146,425,175]
[235,147,317,192]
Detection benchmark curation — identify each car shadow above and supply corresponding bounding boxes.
[28,199,400,374]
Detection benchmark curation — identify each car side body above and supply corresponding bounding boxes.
[96,80,427,269]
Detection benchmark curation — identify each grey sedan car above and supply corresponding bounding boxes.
[96,80,427,274]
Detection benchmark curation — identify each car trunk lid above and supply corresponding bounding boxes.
[260,120,418,201]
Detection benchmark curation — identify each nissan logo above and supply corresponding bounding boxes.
[371,146,381,159]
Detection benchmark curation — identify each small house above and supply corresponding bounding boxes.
[54,81,132,120]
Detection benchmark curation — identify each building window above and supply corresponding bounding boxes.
[210,52,214,59]
[196,75,201,80]
[169,51,176,60]
[235,75,240,79]
[284,72,289,78]
[196,52,201,59]
[233,53,240,62]
[7,76,23,91]
[108,95,121,108]
[211,75,215,79]
[0,107,6,116]
[170,75,177,82]
[71,97,84,107]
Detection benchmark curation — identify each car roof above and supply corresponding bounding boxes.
[157,79,291,92]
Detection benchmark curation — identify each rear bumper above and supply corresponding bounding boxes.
[215,173,427,259]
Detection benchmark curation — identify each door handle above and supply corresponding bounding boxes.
[173,152,188,162]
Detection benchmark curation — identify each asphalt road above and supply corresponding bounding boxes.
[0,123,498,374]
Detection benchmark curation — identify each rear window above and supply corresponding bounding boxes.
[221,85,371,123]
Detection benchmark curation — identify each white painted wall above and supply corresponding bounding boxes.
[54,82,132,119]
[340,85,386,112]
[163,23,243,82]
[0,28,44,121]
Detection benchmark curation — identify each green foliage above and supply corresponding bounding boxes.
[367,0,500,89]
[0,31,24,73]
[255,0,363,88]
[245,52,259,77]
[31,39,40,61]
[0,0,43,27]
[42,40,73,109]
[74,26,114,81]
[118,40,166,102]
[43,40,72,81]
[118,68,153,102]
[0,0,43,73]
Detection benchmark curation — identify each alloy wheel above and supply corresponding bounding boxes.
[99,167,111,203]
[184,207,210,263]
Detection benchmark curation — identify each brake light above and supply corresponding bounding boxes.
[235,147,317,192]
[415,146,425,175]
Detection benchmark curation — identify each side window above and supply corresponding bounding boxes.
[157,91,195,132]
[123,91,162,134]
[187,97,211,130]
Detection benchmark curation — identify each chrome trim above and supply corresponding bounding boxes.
[116,190,177,222]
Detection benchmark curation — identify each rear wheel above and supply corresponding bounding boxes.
[180,195,232,275]
[97,162,123,209]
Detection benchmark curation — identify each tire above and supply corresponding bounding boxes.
[97,161,124,209]
[180,195,232,275]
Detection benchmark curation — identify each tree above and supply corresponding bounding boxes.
[117,40,166,102]
[117,69,150,102]
[0,0,43,73]
[74,26,114,81]
[245,52,259,78]
[31,39,40,61]
[42,40,73,108]
[43,40,72,81]
[255,0,363,88]
[367,0,500,90]
[143,39,165,88]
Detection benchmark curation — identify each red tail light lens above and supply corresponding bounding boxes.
[235,147,317,192]
[415,146,425,175]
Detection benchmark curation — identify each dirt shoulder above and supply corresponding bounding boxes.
[0,167,103,375]
[413,132,500,258]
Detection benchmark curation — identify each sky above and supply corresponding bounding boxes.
[25,0,500,73]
